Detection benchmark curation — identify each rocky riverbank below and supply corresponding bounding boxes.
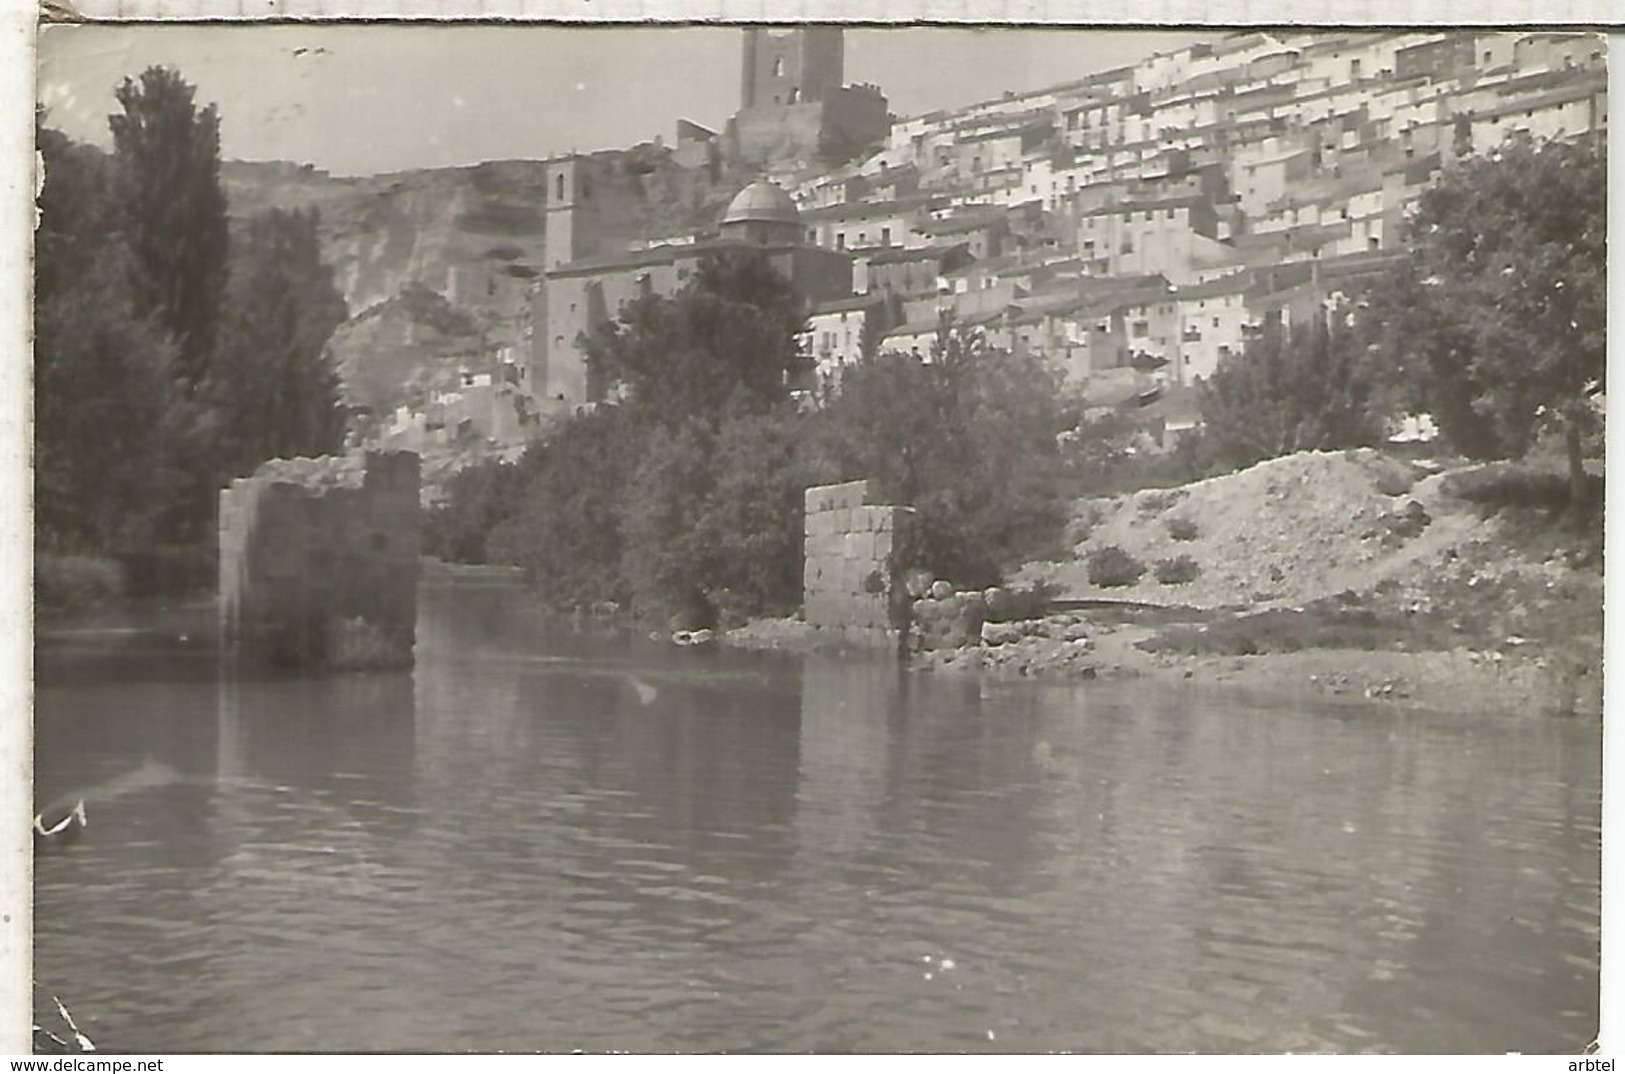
[731,448,1603,720]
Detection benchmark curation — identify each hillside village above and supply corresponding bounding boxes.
[231,29,1606,489]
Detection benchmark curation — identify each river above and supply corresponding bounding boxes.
[33,573,1600,1053]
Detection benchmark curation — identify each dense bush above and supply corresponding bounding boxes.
[1137,489,1184,515]
[1153,554,1201,585]
[37,553,126,613]
[488,407,640,611]
[119,544,216,598]
[1198,309,1386,473]
[1085,545,1146,589]
[1440,463,1600,512]
[423,458,526,564]
[1056,413,1220,499]
[688,406,813,616]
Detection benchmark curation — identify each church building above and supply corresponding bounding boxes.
[531,176,854,409]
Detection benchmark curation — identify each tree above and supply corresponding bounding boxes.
[423,458,526,564]
[211,207,349,479]
[487,408,639,609]
[34,119,115,305]
[695,406,813,614]
[581,248,810,426]
[811,328,1070,588]
[34,253,188,552]
[34,118,190,553]
[108,66,230,392]
[1371,133,1605,514]
[619,419,718,625]
[857,289,908,362]
[1198,306,1386,471]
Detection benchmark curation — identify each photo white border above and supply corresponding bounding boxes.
[1,2,1617,1059]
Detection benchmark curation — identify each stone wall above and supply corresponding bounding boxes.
[219,451,421,670]
[802,480,917,649]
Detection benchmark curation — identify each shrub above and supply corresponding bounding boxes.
[1136,488,1185,515]
[488,408,640,610]
[1065,501,1106,545]
[37,553,125,612]
[1165,516,1200,542]
[990,580,1060,621]
[1154,554,1201,585]
[1086,545,1146,588]
[118,544,215,598]
[423,458,524,565]
[1440,463,1599,512]
[1370,461,1416,497]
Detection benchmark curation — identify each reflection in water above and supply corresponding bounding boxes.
[33,577,1599,1053]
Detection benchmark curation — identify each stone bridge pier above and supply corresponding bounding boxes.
[802,479,918,650]
[218,451,421,670]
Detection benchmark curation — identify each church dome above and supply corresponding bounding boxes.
[721,181,801,228]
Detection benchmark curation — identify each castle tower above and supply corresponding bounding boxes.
[543,157,596,271]
[741,27,845,109]
[730,27,887,169]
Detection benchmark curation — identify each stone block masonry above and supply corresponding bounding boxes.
[802,480,918,650]
[219,451,421,670]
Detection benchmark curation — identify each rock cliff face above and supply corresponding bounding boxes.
[325,283,488,415]
[222,159,550,316]
[224,159,549,414]
[223,148,741,417]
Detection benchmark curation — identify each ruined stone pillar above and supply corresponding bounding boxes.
[218,451,421,670]
[802,479,918,650]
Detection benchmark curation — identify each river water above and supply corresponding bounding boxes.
[34,574,1600,1053]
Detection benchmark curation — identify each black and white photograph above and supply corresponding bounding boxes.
[24,18,1607,1054]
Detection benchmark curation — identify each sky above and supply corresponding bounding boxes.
[38,24,1199,176]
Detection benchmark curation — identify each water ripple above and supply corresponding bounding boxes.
[32,582,1602,1053]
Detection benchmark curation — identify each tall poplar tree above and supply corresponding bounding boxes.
[212,207,350,478]
[108,65,230,392]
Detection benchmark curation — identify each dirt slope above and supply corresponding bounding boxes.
[1019,449,1494,610]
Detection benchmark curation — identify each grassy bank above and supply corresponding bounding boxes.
[36,545,217,621]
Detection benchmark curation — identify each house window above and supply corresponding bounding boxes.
[807,229,817,243]
[773,56,784,77]
[837,234,847,250]
[555,174,566,200]
[881,226,892,245]
[1132,320,1149,338]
